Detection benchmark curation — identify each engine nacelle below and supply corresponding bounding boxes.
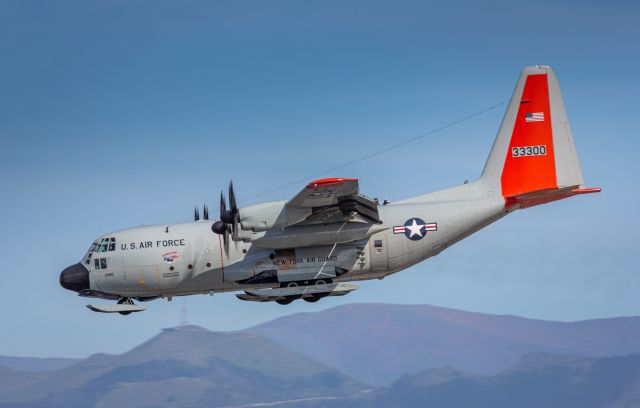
[239,200,310,232]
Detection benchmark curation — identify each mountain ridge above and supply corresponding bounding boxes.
[3,303,640,406]
[0,325,365,408]
[246,303,640,385]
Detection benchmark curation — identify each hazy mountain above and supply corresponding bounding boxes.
[0,325,365,408]
[308,353,640,408]
[4,304,640,407]
[0,356,80,372]
[248,303,640,385]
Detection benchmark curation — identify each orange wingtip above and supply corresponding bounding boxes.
[308,177,358,188]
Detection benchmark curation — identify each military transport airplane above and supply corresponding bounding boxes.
[60,66,600,315]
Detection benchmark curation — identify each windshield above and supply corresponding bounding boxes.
[83,237,116,265]
[94,237,116,253]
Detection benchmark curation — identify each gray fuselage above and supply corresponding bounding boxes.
[79,181,505,300]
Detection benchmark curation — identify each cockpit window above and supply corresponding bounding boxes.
[93,237,116,252]
[84,243,98,264]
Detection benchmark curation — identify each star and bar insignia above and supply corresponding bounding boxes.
[393,218,437,241]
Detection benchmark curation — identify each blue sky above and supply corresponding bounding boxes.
[1,0,638,357]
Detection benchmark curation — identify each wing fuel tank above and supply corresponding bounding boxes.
[251,223,387,249]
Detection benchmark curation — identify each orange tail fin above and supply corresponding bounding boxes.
[480,66,599,208]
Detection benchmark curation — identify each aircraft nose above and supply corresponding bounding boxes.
[59,263,90,292]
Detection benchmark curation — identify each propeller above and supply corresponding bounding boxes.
[212,191,230,252]
[225,181,240,237]
[211,181,240,253]
[194,207,200,221]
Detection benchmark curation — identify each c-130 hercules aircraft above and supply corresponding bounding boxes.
[60,66,599,315]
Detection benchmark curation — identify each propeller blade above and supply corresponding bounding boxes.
[194,206,200,221]
[229,181,237,211]
[203,204,209,220]
[219,191,227,217]
[228,181,239,239]
[223,228,229,254]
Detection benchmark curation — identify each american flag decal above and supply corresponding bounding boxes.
[525,112,544,122]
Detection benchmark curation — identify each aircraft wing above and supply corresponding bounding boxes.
[285,178,380,225]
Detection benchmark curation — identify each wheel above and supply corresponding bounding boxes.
[117,298,134,315]
[304,296,321,303]
[276,297,294,305]
[315,279,327,286]
[287,282,299,288]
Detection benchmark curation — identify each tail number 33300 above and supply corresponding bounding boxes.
[512,145,547,157]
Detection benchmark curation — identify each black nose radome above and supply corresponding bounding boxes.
[60,263,89,292]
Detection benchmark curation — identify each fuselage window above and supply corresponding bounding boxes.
[100,258,107,269]
[94,258,100,269]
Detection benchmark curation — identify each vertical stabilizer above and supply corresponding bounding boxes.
[480,66,598,208]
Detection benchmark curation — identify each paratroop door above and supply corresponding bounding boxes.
[369,235,388,273]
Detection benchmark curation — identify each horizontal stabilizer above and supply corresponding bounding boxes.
[505,186,601,210]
